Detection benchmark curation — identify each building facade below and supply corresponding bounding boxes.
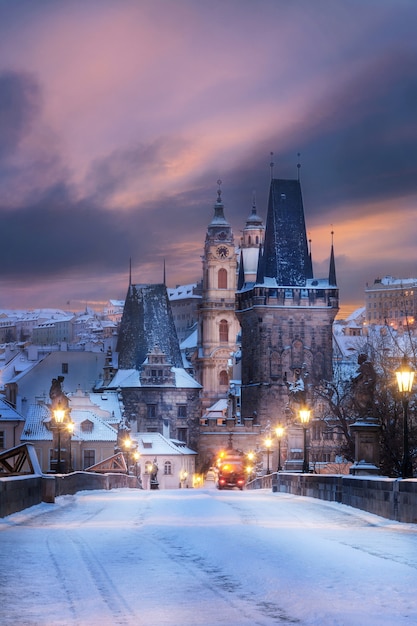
[365,276,417,328]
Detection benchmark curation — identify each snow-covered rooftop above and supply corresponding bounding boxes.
[133,432,196,456]
[167,284,201,301]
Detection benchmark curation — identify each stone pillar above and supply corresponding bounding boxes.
[349,418,380,475]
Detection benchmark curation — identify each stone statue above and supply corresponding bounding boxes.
[352,354,376,418]
[284,368,307,405]
[150,458,159,482]
[49,376,69,410]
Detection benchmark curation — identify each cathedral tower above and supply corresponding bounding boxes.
[195,182,240,410]
[235,178,339,442]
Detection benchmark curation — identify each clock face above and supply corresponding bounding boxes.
[216,246,229,259]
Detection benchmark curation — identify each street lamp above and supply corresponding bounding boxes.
[395,357,415,479]
[264,436,272,474]
[132,450,141,478]
[53,406,66,473]
[299,407,311,473]
[180,469,188,488]
[122,436,133,474]
[67,421,74,472]
[275,425,285,472]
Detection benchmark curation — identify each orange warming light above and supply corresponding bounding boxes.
[299,408,311,426]
[396,358,415,394]
[53,409,66,424]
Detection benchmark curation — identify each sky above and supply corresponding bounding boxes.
[1,0,417,317]
[1,487,417,625]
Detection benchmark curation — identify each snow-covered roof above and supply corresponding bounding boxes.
[167,283,201,301]
[21,402,118,443]
[109,367,201,389]
[369,276,417,287]
[0,398,25,422]
[203,398,228,418]
[70,410,118,442]
[67,388,122,423]
[21,403,53,441]
[180,328,197,350]
[133,432,196,456]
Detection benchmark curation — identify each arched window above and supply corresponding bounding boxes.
[219,319,229,342]
[256,235,259,244]
[219,370,228,386]
[164,461,172,475]
[248,235,252,245]
[218,268,227,289]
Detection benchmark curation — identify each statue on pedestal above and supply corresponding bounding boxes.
[352,354,376,419]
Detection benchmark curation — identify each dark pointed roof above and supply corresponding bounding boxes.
[328,242,337,286]
[116,284,183,369]
[262,178,313,286]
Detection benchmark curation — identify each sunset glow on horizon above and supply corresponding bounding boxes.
[1,0,416,316]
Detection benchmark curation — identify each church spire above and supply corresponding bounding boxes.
[328,230,337,286]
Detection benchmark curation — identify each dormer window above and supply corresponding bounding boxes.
[81,419,94,433]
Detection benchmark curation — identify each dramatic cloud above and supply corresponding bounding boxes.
[0,0,416,315]
[0,71,41,159]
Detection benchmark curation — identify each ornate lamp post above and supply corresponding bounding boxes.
[132,450,141,479]
[53,406,66,474]
[67,421,75,472]
[395,357,415,479]
[179,469,188,488]
[275,425,285,472]
[299,407,311,473]
[264,436,272,475]
[122,436,133,474]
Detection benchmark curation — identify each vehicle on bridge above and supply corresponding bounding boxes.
[216,450,246,490]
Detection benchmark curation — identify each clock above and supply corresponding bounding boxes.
[216,246,229,259]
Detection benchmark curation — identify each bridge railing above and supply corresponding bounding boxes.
[0,444,140,518]
[246,471,417,524]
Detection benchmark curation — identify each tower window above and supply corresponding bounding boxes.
[218,268,227,289]
[147,404,157,418]
[177,405,187,418]
[219,319,229,342]
[219,370,229,386]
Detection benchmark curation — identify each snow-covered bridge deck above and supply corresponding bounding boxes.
[1,488,416,626]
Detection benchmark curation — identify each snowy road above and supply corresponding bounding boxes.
[1,488,417,626]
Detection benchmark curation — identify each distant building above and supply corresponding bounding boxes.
[133,432,196,489]
[167,282,202,343]
[365,276,417,328]
[32,314,75,345]
[103,299,125,324]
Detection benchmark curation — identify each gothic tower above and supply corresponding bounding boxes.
[235,178,339,447]
[195,182,240,410]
